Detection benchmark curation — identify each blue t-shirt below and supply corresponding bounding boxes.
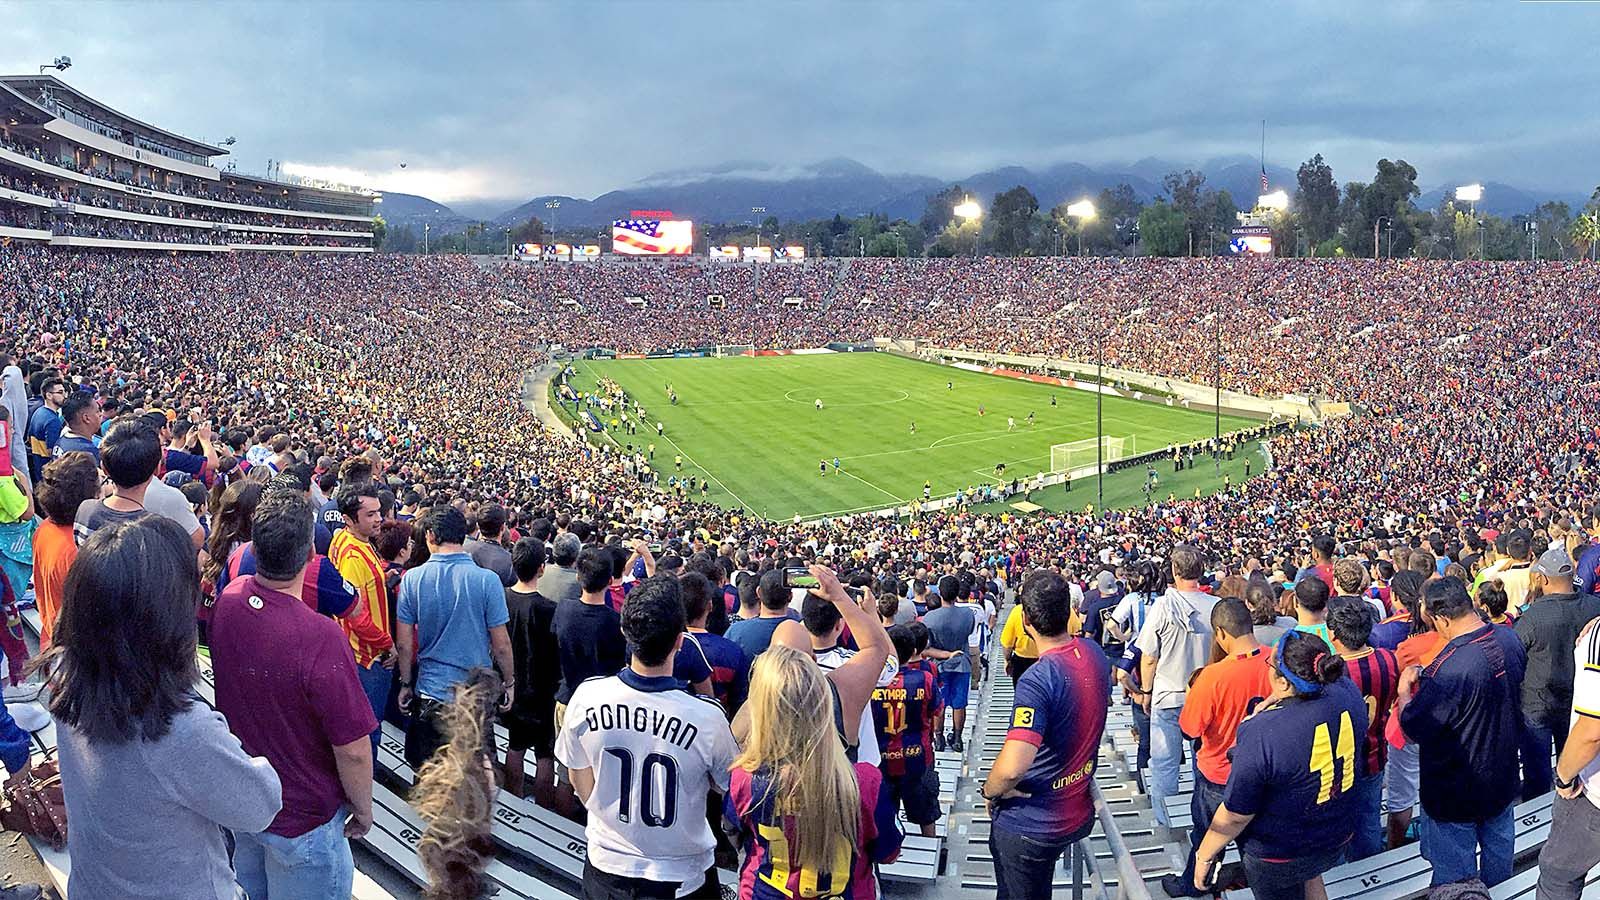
[993,639,1110,840]
[398,552,511,701]
[1223,679,1367,860]
[54,432,99,464]
[724,616,788,663]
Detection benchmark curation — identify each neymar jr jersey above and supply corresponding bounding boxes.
[728,762,903,900]
[555,670,738,888]
[871,663,944,780]
[992,639,1110,841]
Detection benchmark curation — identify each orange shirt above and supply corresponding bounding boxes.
[32,520,76,647]
[1396,631,1446,670]
[1179,646,1274,784]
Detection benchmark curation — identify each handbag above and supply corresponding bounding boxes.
[0,754,68,850]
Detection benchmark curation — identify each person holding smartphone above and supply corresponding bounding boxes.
[1192,631,1366,900]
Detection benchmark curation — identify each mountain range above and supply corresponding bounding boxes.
[378,157,1588,235]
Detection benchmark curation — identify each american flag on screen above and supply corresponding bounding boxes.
[1261,168,1269,193]
[611,219,693,255]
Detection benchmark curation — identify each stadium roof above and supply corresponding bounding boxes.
[0,74,229,158]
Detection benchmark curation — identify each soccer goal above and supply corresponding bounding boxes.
[1050,435,1134,474]
[714,344,755,358]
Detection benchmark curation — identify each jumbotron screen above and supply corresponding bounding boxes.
[1230,225,1273,255]
[612,219,694,255]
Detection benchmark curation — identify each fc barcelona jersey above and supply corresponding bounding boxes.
[728,762,902,900]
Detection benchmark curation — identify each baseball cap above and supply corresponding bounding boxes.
[1533,547,1575,579]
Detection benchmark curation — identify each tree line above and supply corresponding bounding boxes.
[382,158,1600,260]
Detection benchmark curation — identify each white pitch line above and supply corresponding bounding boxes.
[574,360,754,513]
[843,419,1093,462]
[831,466,904,504]
[653,430,754,512]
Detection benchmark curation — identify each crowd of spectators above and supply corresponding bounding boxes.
[1,246,1599,899]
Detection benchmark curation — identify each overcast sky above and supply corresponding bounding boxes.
[5,1,1596,211]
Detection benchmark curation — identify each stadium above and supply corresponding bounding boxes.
[1,29,1599,900]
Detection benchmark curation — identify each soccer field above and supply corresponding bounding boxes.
[563,353,1254,521]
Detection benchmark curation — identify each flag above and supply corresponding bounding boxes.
[611,219,693,255]
[1261,168,1269,194]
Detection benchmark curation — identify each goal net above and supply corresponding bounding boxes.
[714,344,755,358]
[1050,435,1133,474]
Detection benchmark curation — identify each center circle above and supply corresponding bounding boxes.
[783,388,910,407]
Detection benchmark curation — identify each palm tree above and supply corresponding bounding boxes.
[1571,213,1600,262]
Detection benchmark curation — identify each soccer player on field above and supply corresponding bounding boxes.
[873,626,945,837]
[556,575,738,899]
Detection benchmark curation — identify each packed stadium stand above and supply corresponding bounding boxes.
[0,75,377,252]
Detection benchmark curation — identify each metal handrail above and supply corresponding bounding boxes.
[1058,778,1157,900]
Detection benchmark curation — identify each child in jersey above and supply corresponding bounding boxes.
[728,646,902,900]
[556,575,738,899]
[873,626,945,837]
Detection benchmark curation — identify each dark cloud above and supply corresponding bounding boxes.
[4,1,1596,208]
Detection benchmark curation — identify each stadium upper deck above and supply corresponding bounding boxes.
[0,75,376,253]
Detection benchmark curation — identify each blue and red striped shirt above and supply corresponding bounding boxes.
[728,762,902,900]
[994,638,1109,840]
[871,663,943,780]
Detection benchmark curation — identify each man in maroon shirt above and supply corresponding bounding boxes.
[211,487,377,900]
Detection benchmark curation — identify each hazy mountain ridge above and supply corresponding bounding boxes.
[394,159,1589,233]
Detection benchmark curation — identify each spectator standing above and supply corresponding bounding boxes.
[538,532,583,604]
[48,517,282,900]
[1515,547,1600,800]
[1397,576,1526,887]
[1535,615,1600,900]
[873,625,945,838]
[1192,631,1366,900]
[681,570,748,715]
[923,575,977,752]
[1165,598,1272,897]
[397,505,515,770]
[552,546,628,732]
[725,569,798,661]
[30,452,96,646]
[981,571,1109,900]
[501,537,559,802]
[52,392,101,463]
[465,503,514,587]
[729,646,902,900]
[1328,597,1400,862]
[210,490,377,899]
[557,575,738,900]
[1292,576,1334,648]
[1136,545,1219,827]
[24,376,66,481]
[327,482,397,759]
[73,418,157,546]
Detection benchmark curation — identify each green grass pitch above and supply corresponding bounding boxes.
[564,353,1256,521]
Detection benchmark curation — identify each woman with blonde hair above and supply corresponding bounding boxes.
[727,646,902,900]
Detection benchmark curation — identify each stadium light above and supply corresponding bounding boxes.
[953,199,981,220]
[1455,183,1483,204]
[1067,200,1096,255]
[1257,190,1289,212]
[38,56,71,74]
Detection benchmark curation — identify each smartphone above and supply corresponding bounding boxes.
[1202,857,1223,892]
[782,566,821,590]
